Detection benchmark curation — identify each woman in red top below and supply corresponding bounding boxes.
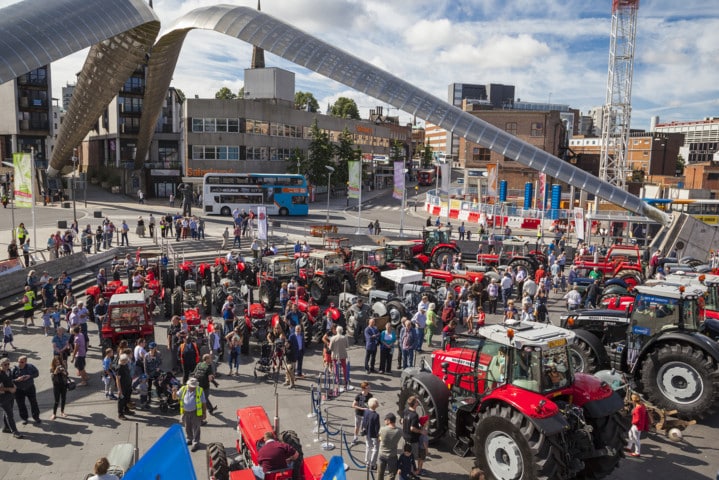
[626,393,649,457]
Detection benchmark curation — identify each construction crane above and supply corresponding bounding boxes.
[598,0,640,196]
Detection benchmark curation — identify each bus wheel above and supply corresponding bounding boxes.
[220,206,231,216]
[279,207,289,216]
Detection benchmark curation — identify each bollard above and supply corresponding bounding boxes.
[321,407,335,451]
[307,385,317,418]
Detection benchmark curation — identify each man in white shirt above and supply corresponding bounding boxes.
[500,273,514,307]
[522,278,538,298]
[563,286,582,311]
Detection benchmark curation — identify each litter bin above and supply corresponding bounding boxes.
[57,220,67,229]
[94,211,103,218]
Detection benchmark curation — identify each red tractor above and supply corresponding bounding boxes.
[398,321,627,479]
[385,240,430,271]
[411,226,460,269]
[206,405,326,480]
[573,244,644,287]
[350,245,394,296]
[476,239,544,278]
[286,296,343,345]
[298,250,356,304]
[101,293,155,349]
[258,256,297,309]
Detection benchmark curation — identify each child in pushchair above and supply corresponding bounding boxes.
[253,342,274,379]
[155,370,181,412]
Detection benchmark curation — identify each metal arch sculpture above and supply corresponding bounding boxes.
[136,5,668,224]
[0,0,160,176]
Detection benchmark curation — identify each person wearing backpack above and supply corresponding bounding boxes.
[193,354,216,415]
[179,333,200,384]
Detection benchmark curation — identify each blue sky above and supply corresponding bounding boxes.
[4,0,718,130]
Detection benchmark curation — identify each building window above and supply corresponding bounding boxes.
[203,118,215,133]
[192,118,203,132]
[505,122,518,136]
[216,118,228,132]
[472,148,491,162]
[530,122,543,137]
[228,119,239,133]
[247,147,268,161]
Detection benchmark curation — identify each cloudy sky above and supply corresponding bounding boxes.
[6,0,719,130]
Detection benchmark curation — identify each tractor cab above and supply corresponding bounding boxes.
[422,226,452,251]
[432,320,578,396]
[307,250,347,273]
[102,293,155,348]
[630,283,705,335]
[385,240,420,267]
[323,236,352,261]
[351,245,387,269]
[259,255,295,280]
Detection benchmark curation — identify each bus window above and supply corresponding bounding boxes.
[292,196,307,205]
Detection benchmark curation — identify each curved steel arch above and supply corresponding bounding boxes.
[0,0,162,175]
[135,4,666,224]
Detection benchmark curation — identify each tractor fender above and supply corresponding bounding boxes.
[400,369,451,430]
[581,391,625,420]
[480,388,569,437]
[572,328,612,369]
[632,330,719,374]
[413,253,431,266]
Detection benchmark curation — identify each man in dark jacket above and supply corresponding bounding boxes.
[179,333,201,385]
[11,356,41,425]
[362,397,381,470]
[364,318,380,374]
[0,358,23,438]
[193,354,216,414]
[288,326,305,378]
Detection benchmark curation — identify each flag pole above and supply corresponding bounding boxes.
[355,156,363,235]
[30,148,37,255]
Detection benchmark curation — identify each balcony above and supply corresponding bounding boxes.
[19,120,49,131]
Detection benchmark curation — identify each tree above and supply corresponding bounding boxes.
[174,88,186,103]
[306,120,334,187]
[676,154,686,177]
[330,97,360,119]
[215,87,237,100]
[390,140,405,163]
[421,142,434,168]
[287,148,305,175]
[295,91,319,112]
[333,127,357,185]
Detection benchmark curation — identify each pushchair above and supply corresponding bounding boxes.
[253,342,274,380]
[155,370,181,413]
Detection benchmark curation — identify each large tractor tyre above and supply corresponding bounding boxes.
[568,339,600,374]
[576,412,627,480]
[615,269,642,288]
[474,403,562,480]
[355,268,378,296]
[238,321,250,356]
[448,278,465,296]
[431,247,455,269]
[259,282,277,309]
[279,430,304,480]
[310,277,329,305]
[397,375,449,443]
[163,268,175,289]
[163,288,173,319]
[175,271,187,290]
[639,342,719,420]
[300,314,314,348]
[212,287,227,315]
[172,286,183,317]
[387,300,406,329]
[206,442,229,480]
[508,258,536,280]
[201,285,213,315]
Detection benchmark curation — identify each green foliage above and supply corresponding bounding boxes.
[174,88,186,103]
[306,120,334,186]
[215,87,237,100]
[676,154,686,176]
[295,91,319,112]
[390,140,405,162]
[329,97,360,119]
[287,148,305,175]
[333,127,357,184]
[421,142,434,168]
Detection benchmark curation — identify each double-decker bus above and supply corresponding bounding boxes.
[417,168,436,186]
[202,173,309,216]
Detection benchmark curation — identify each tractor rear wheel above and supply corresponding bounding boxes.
[568,338,600,374]
[508,258,536,280]
[431,247,455,269]
[355,268,377,296]
[206,442,229,480]
[640,342,719,420]
[301,313,314,348]
[259,282,277,309]
[238,320,250,355]
[448,278,465,296]
[387,300,406,329]
[397,378,446,443]
[163,288,172,319]
[615,269,642,288]
[172,286,183,317]
[474,403,561,480]
[280,430,304,479]
[577,412,627,479]
[310,277,329,304]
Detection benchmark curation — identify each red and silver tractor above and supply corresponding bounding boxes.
[398,320,627,480]
[207,405,326,480]
[411,226,460,269]
[350,245,394,296]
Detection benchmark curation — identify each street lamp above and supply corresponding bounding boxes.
[399,168,409,237]
[71,148,78,224]
[325,165,334,226]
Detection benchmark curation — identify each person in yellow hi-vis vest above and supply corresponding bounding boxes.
[21,286,35,329]
[172,377,206,451]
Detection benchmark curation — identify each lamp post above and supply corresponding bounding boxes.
[399,168,409,237]
[325,165,334,226]
[71,148,78,223]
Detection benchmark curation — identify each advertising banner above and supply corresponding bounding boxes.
[393,161,404,200]
[348,160,360,199]
[13,152,32,207]
[574,207,585,240]
[487,163,498,197]
[439,161,450,193]
[256,206,268,240]
[538,172,546,210]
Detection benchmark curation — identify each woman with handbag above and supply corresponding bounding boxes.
[50,355,69,419]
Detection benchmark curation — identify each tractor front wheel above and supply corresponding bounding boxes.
[431,247,455,269]
[310,276,329,304]
[568,338,600,374]
[397,378,446,443]
[206,442,229,480]
[474,403,561,480]
[355,268,377,296]
[171,286,183,317]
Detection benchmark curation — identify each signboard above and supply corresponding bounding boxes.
[486,163,498,197]
[257,205,268,240]
[573,207,585,240]
[348,160,360,199]
[12,152,32,207]
[150,169,181,176]
[392,161,404,200]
